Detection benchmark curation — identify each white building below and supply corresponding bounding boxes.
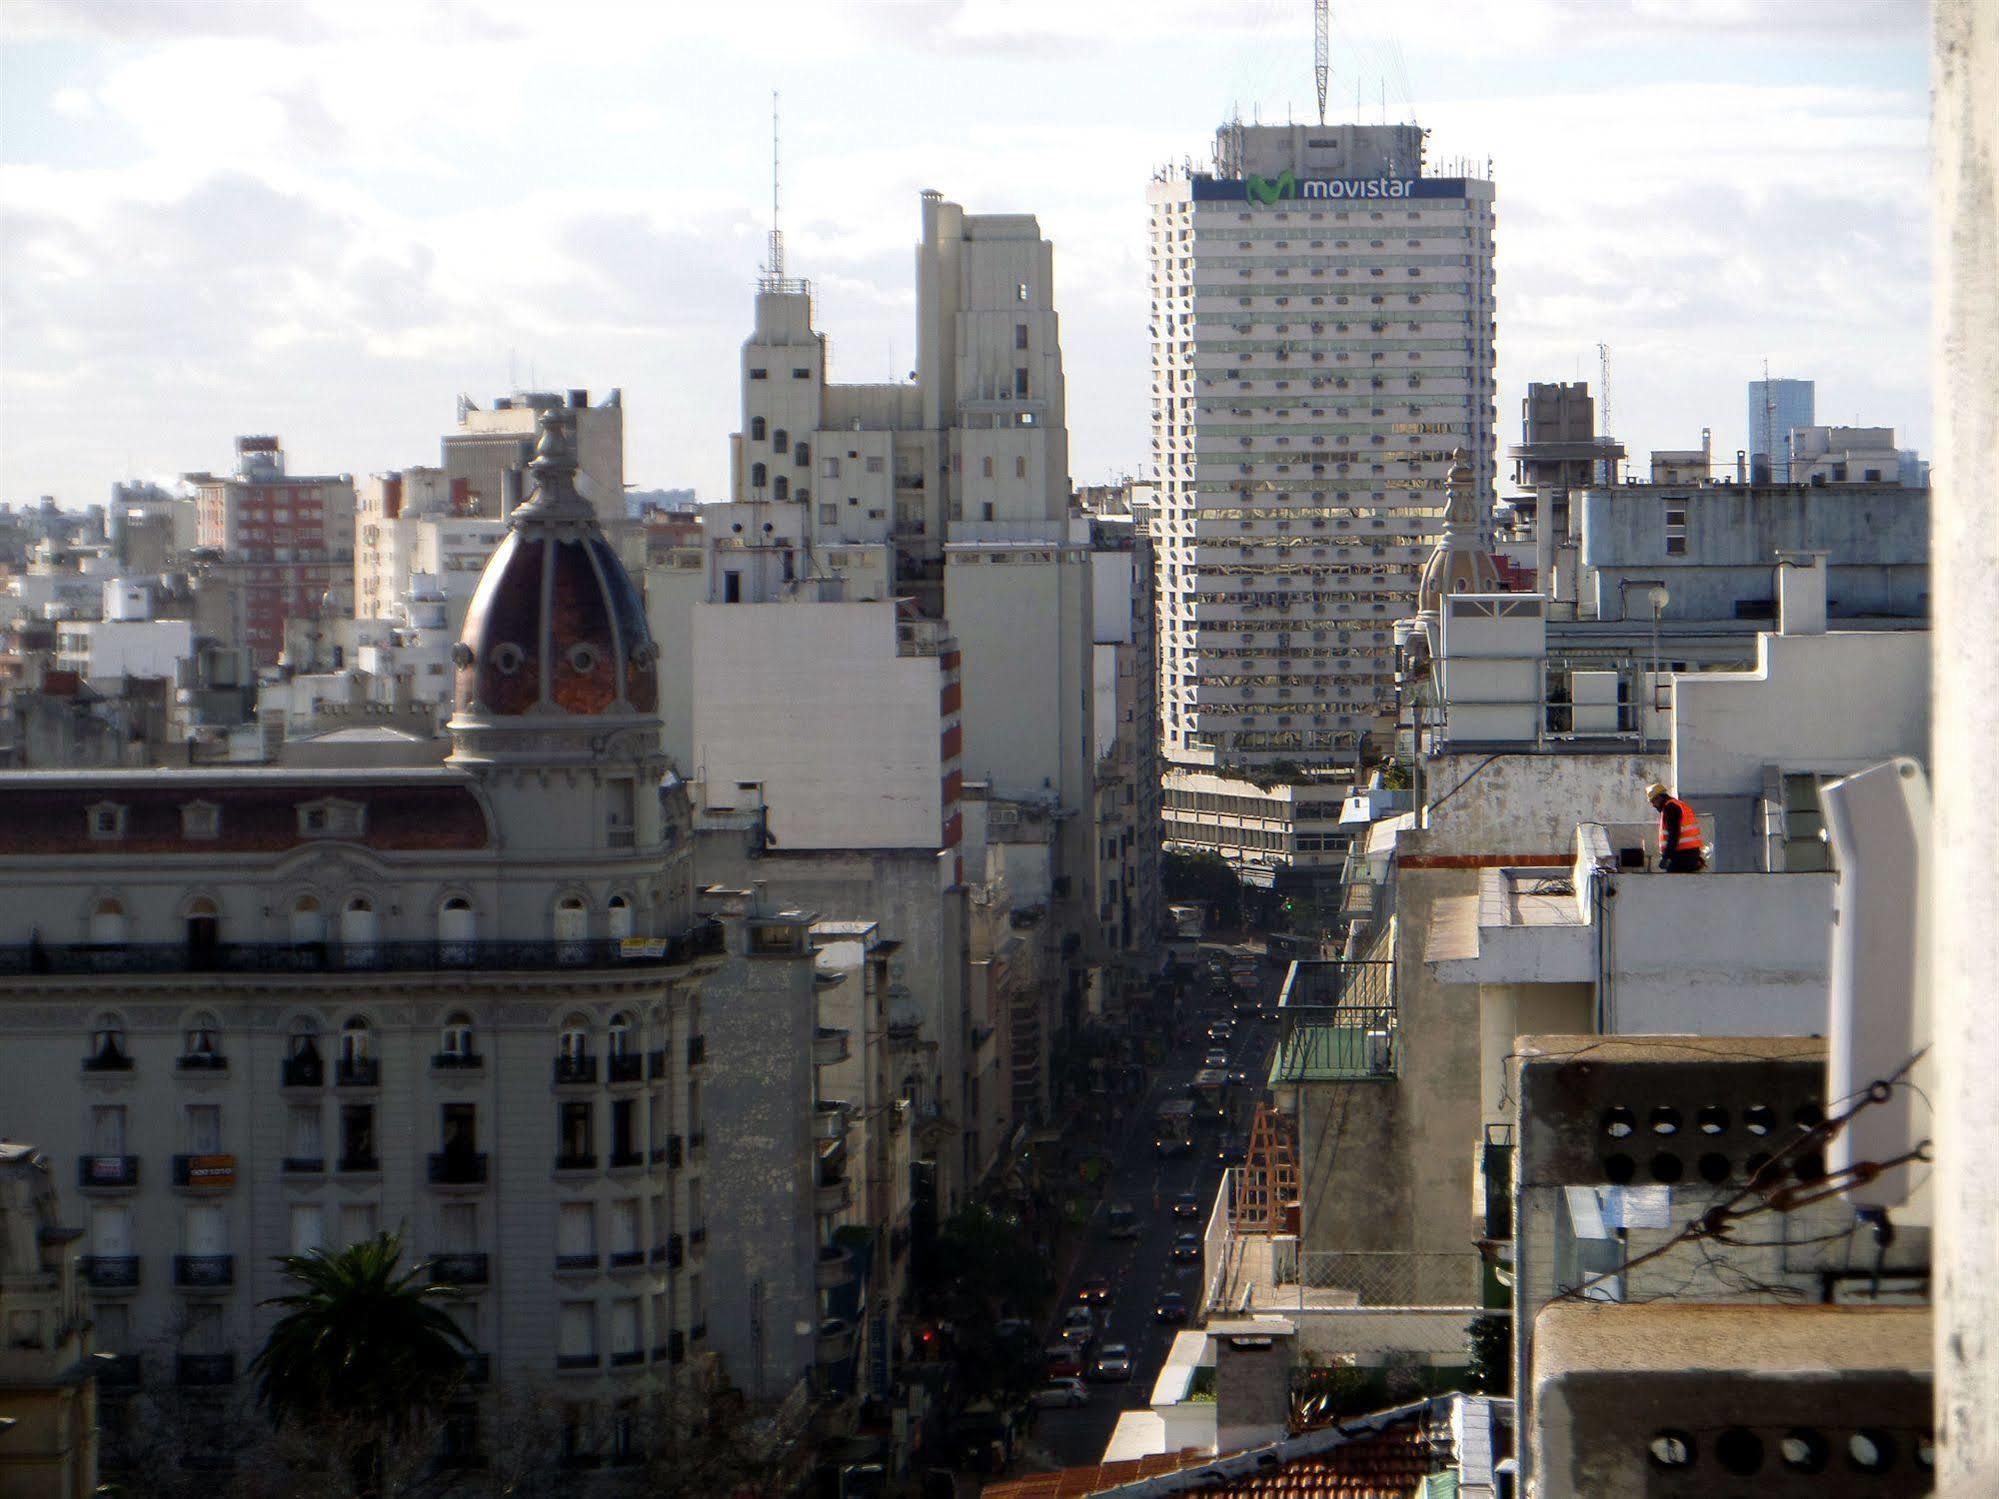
[1787,424,1905,486]
[1149,122,1497,771]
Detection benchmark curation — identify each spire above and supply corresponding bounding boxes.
[511,408,594,526]
[1417,447,1501,614]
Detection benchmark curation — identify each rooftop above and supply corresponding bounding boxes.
[1534,1301,1931,1378]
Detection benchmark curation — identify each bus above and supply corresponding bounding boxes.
[1154,1098,1196,1156]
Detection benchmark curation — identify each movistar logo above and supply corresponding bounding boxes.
[1246,171,1296,205]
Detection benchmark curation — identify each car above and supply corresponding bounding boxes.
[1172,1232,1201,1263]
[1155,1291,1189,1324]
[1204,1049,1230,1069]
[1217,1133,1246,1166]
[1088,1344,1133,1382]
[1031,1377,1089,1409]
[1172,1191,1202,1219]
[1106,1203,1139,1239]
[1076,1278,1112,1306]
[1044,1345,1082,1378]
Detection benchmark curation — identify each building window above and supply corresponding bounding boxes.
[289,896,326,946]
[87,897,127,946]
[750,417,766,441]
[340,1104,377,1170]
[1015,322,1029,350]
[558,1202,596,1263]
[180,802,220,839]
[795,441,810,466]
[438,897,476,958]
[773,475,788,501]
[290,1205,325,1256]
[1016,282,1029,302]
[86,803,127,840]
[607,896,634,942]
[560,1101,595,1165]
[749,463,767,491]
[87,1015,129,1069]
[748,368,767,381]
[772,429,788,452]
[558,1302,597,1367]
[181,1012,222,1066]
[297,799,364,838]
[1014,368,1029,398]
[981,456,994,478]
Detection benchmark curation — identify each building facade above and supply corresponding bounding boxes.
[1746,376,1815,482]
[1149,122,1497,771]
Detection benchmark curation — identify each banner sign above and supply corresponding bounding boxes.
[1192,174,1469,204]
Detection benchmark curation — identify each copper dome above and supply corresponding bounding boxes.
[453,412,657,718]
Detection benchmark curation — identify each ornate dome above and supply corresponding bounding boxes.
[452,410,657,719]
[1417,449,1503,615]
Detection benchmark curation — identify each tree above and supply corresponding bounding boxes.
[248,1232,472,1494]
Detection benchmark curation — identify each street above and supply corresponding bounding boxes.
[1021,947,1281,1471]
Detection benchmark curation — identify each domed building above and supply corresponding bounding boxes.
[1417,450,1505,617]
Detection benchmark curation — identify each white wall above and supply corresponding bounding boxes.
[83,619,192,683]
[1672,631,1930,797]
[691,600,945,851]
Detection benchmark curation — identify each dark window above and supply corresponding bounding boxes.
[340,1105,376,1169]
[748,368,767,380]
[772,428,788,452]
[441,1102,477,1155]
[723,571,742,604]
[1015,322,1029,350]
[611,1099,636,1162]
[773,476,788,501]
[1014,368,1029,398]
[750,463,767,490]
[561,1102,593,1160]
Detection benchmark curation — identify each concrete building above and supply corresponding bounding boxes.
[1086,511,1164,965]
[1505,381,1623,599]
[1161,769,1353,887]
[1788,423,1906,485]
[185,437,356,667]
[444,389,625,526]
[1747,376,1814,482]
[0,1143,97,1499]
[0,412,757,1472]
[1149,121,1497,770]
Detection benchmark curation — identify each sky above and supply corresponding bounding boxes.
[0,0,1931,509]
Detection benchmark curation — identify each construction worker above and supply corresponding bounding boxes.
[1646,782,1705,873]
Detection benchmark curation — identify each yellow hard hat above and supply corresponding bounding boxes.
[1644,782,1669,800]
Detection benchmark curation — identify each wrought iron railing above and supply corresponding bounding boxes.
[1,923,725,977]
[429,1253,490,1286]
[173,1254,234,1288]
[78,1155,138,1189]
[176,1352,235,1386]
[83,1255,140,1289]
[427,1152,489,1185]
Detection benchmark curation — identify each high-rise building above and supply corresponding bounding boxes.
[1149,122,1497,772]
[1747,376,1815,482]
[186,437,356,667]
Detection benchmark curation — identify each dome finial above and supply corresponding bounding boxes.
[514,408,592,521]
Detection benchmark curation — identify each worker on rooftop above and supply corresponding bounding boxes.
[1647,782,1705,873]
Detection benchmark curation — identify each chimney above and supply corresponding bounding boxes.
[1775,550,1828,635]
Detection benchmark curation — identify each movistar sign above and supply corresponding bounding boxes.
[1192,174,1467,203]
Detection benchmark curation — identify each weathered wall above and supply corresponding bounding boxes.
[1417,753,1666,860]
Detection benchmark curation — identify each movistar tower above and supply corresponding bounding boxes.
[1148,121,1496,774]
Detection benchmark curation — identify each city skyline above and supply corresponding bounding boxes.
[1,0,1929,509]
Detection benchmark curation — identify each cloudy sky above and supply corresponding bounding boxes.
[1,0,1929,508]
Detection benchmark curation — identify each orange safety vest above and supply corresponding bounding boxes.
[1659,796,1703,852]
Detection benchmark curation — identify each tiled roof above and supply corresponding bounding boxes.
[982,1451,1214,1499]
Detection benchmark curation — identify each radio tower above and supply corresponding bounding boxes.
[1314,1,1330,125]
[763,90,787,290]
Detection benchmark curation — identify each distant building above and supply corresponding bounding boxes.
[0,1142,97,1499]
[1149,121,1498,770]
[1747,376,1814,482]
[444,388,624,526]
[185,437,355,667]
[1787,424,1904,485]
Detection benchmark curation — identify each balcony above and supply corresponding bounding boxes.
[554,1152,598,1173]
[83,1255,141,1290]
[335,1057,381,1088]
[175,1053,228,1073]
[0,925,728,977]
[816,1244,855,1290]
[812,1101,849,1142]
[431,1051,484,1072]
[607,1052,643,1085]
[82,1049,134,1073]
[555,1252,601,1273]
[176,1352,236,1386]
[812,1028,851,1067]
[281,1156,324,1174]
[428,1253,490,1287]
[553,1056,597,1087]
[686,1034,707,1068]
[171,1155,236,1191]
[427,1152,489,1185]
[608,1249,646,1270]
[1272,959,1399,1083]
[337,1154,381,1175]
[78,1155,138,1190]
[96,1352,143,1388]
[280,1054,324,1088]
[174,1254,235,1288]
[816,1176,852,1215]
[554,1353,600,1372]
[816,1318,855,1363]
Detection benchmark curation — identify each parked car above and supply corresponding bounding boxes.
[1076,1278,1112,1306]
[1031,1377,1089,1409]
[1088,1344,1133,1382]
[1172,1232,1201,1263]
[1044,1345,1081,1378]
[1155,1291,1189,1324]
[1173,1191,1202,1219]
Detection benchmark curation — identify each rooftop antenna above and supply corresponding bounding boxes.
[1314,0,1329,126]
[766,90,785,286]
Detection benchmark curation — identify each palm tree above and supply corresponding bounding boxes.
[250,1231,472,1490]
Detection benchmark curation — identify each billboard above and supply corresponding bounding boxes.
[1192,174,1469,204]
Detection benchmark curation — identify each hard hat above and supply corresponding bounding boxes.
[1644,782,1669,800]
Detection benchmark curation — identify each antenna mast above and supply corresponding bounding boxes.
[1314,1,1330,126]
[1597,342,1615,483]
[767,90,784,284]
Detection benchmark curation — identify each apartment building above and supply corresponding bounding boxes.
[1149,121,1496,772]
[185,437,356,667]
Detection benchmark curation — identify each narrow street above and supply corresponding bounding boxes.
[1020,947,1281,1472]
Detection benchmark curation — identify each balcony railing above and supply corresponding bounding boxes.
[280,1055,324,1087]
[83,1255,141,1289]
[427,1152,489,1185]
[555,1253,601,1273]
[429,1253,490,1286]
[176,1352,235,1386]
[610,1349,644,1367]
[608,1249,646,1269]
[554,1152,598,1172]
[82,1049,134,1073]
[172,1155,236,1190]
[174,1254,234,1288]
[338,1154,381,1174]
[1273,960,1399,1083]
[0,925,726,977]
[555,1353,600,1371]
[281,1156,324,1174]
[607,1053,643,1084]
[78,1155,138,1189]
[335,1057,381,1087]
[176,1053,228,1072]
[553,1056,597,1086]
[432,1051,484,1071]
[608,1149,644,1169]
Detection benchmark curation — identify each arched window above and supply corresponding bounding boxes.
[88,897,127,946]
[338,1017,377,1086]
[438,897,476,965]
[554,895,588,962]
[772,428,788,452]
[750,416,766,441]
[439,1011,476,1064]
[86,1013,129,1071]
[284,1018,322,1086]
[290,895,326,946]
[339,896,379,968]
[608,1011,635,1058]
[557,1013,593,1083]
[185,896,220,969]
[750,462,767,490]
[773,475,789,501]
[606,895,634,942]
[341,1017,371,1062]
[795,440,810,467]
[181,1011,222,1068]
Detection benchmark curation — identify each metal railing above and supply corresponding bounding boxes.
[428,1253,489,1286]
[176,1352,235,1386]
[1273,960,1398,1083]
[427,1152,489,1185]
[78,1155,138,1189]
[173,1254,234,1288]
[1,922,725,977]
[1287,1249,1480,1308]
[83,1255,140,1289]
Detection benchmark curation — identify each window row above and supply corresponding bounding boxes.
[78,892,643,948]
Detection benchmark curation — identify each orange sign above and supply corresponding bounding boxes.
[185,1154,235,1190]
